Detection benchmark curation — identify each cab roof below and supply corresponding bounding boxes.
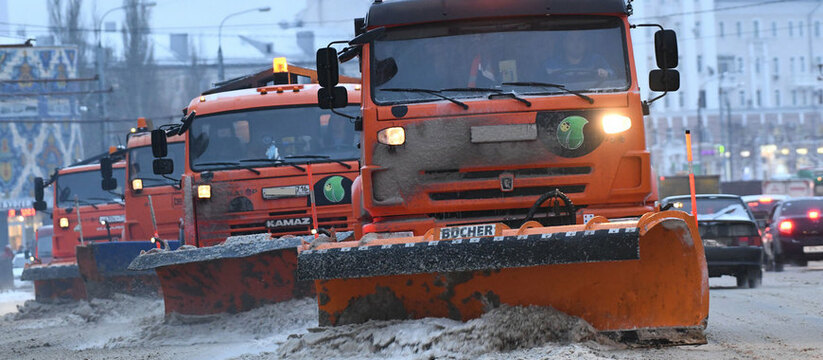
[57,161,125,175]
[365,0,629,28]
[186,83,361,116]
[127,131,185,149]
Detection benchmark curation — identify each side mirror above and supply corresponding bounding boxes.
[349,26,385,46]
[318,86,349,109]
[654,29,678,69]
[316,47,340,88]
[649,69,680,92]
[33,177,47,211]
[151,129,168,158]
[153,158,174,175]
[100,157,118,191]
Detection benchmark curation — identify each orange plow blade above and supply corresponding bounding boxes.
[298,211,709,346]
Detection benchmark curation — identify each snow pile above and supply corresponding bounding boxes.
[104,297,316,352]
[276,305,614,360]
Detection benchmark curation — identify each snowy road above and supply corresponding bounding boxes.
[0,264,821,359]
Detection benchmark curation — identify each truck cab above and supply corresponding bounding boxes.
[124,126,186,242]
[320,0,678,237]
[49,163,126,262]
[169,64,361,247]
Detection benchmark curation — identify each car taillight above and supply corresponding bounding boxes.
[779,220,794,235]
[737,236,762,247]
[809,210,821,220]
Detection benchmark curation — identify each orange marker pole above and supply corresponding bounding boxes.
[685,130,698,227]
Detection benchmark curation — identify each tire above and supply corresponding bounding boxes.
[736,274,748,288]
[748,268,763,289]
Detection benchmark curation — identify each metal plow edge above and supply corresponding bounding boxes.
[297,211,709,346]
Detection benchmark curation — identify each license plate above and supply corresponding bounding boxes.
[266,217,312,229]
[262,185,310,200]
[439,224,496,240]
[803,245,823,253]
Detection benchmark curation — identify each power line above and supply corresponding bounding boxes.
[0,88,113,98]
[0,115,178,124]
[0,75,98,84]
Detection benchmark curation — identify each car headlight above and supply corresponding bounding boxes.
[132,178,143,191]
[377,127,406,145]
[197,185,211,199]
[602,114,632,134]
[59,217,69,228]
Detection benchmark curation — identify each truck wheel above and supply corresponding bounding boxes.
[747,268,762,289]
[736,274,748,288]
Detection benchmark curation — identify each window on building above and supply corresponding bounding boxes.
[695,21,701,37]
[753,20,760,38]
[719,22,725,38]
[772,21,778,37]
[773,57,779,74]
[803,90,808,105]
[739,90,746,106]
[801,56,806,72]
[719,55,735,73]
[790,21,794,36]
[792,90,798,105]
[755,57,761,74]
[817,21,821,37]
[737,57,744,72]
[678,92,685,108]
[818,56,822,68]
[791,57,796,73]
[698,55,703,72]
[664,95,670,108]
[756,90,762,107]
[800,21,804,37]
[737,21,742,37]
[775,90,781,106]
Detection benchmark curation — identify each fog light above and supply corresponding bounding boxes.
[132,178,143,191]
[602,114,632,134]
[377,127,405,145]
[197,185,211,199]
[59,217,69,228]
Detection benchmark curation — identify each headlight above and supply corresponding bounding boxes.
[59,217,69,228]
[197,185,211,199]
[132,178,143,191]
[602,114,632,134]
[377,127,405,145]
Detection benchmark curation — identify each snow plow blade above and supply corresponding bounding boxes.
[298,211,709,346]
[128,233,349,316]
[76,241,180,299]
[21,263,87,301]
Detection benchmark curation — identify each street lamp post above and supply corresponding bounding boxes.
[94,2,156,151]
[218,7,271,81]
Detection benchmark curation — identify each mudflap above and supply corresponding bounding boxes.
[76,241,181,299]
[22,264,87,302]
[129,235,317,316]
[298,211,709,346]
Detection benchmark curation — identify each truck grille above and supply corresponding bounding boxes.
[429,185,585,201]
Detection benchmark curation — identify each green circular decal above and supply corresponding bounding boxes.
[323,176,346,203]
[556,116,589,150]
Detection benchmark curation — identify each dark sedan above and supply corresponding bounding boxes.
[763,197,823,270]
[662,194,763,288]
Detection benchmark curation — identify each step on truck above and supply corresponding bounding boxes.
[23,154,126,301]
[299,0,709,346]
[129,60,362,315]
[74,119,185,299]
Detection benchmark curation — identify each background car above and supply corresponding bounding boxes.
[662,194,763,288]
[763,197,823,271]
[743,194,789,230]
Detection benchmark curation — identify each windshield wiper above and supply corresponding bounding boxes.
[284,155,353,169]
[194,162,261,175]
[488,91,531,107]
[87,197,125,207]
[709,207,739,221]
[64,199,98,210]
[380,88,469,109]
[502,82,594,104]
[239,158,306,172]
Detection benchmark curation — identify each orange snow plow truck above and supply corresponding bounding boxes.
[128,60,361,315]
[298,0,709,346]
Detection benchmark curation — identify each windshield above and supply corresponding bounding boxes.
[189,105,360,172]
[56,168,125,208]
[129,143,184,187]
[371,16,629,105]
[780,199,823,216]
[668,198,753,221]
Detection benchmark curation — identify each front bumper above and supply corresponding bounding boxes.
[704,246,762,277]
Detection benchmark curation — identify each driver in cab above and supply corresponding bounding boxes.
[543,32,613,83]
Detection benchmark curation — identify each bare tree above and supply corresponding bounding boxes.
[48,0,88,75]
[116,0,156,129]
